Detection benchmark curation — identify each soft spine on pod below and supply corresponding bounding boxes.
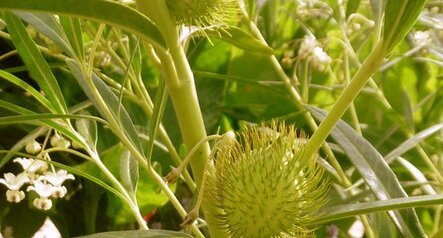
[165,0,240,27]
[203,122,327,238]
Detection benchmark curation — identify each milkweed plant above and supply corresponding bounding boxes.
[0,0,442,237]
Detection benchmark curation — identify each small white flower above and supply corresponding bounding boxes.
[413,31,432,46]
[298,36,331,71]
[13,158,48,173]
[6,190,26,203]
[27,180,54,198]
[51,186,68,198]
[33,197,53,210]
[44,170,75,186]
[0,172,29,190]
[25,140,42,154]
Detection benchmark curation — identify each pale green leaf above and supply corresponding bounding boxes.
[317,194,443,224]
[120,150,139,195]
[203,26,274,55]
[0,0,165,49]
[383,0,428,53]
[309,106,426,238]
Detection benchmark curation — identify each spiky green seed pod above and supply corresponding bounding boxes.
[165,0,240,27]
[204,122,327,238]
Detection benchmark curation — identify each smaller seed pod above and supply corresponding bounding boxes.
[204,122,327,238]
[165,0,240,27]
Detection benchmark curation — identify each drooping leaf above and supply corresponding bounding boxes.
[308,106,427,238]
[0,0,165,49]
[66,60,144,153]
[14,11,75,57]
[4,12,68,114]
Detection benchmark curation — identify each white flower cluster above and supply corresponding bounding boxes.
[0,137,75,211]
[298,35,331,71]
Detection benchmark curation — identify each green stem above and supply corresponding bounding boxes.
[304,42,385,159]
[136,1,224,237]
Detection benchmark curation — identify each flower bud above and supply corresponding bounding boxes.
[25,140,42,154]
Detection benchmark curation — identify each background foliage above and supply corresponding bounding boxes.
[0,0,442,237]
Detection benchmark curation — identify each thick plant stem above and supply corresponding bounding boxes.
[304,42,386,159]
[136,1,226,237]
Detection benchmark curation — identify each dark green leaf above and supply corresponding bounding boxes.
[4,12,68,114]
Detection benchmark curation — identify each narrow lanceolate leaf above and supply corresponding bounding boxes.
[66,60,143,153]
[370,0,386,24]
[383,0,428,53]
[4,12,68,114]
[317,194,443,224]
[0,69,52,110]
[308,106,426,238]
[346,0,362,18]
[385,123,443,163]
[0,0,166,49]
[60,16,84,60]
[202,26,274,55]
[14,12,75,57]
[120,150,139,195]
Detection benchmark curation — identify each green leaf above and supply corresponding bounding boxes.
[0,69,52,110]
[60,16,84,59]
[370,0,386,24]
[383,0,428,53]
[0,0,165,49]
[66,60,144,153]
[385,123,443,163]
[120,149,139,195]
[75,110,98,149]
[308,106,427,238]
[4,12,68,114]
[204,26,274,55]
[14,11,75,57]
[346,0,362,18]
[75,229,193,238]
[317,194,443,224]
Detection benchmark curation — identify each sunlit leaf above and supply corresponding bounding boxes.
[383,0,428,53]
[0,0,165,49]
[308,106,427,238]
